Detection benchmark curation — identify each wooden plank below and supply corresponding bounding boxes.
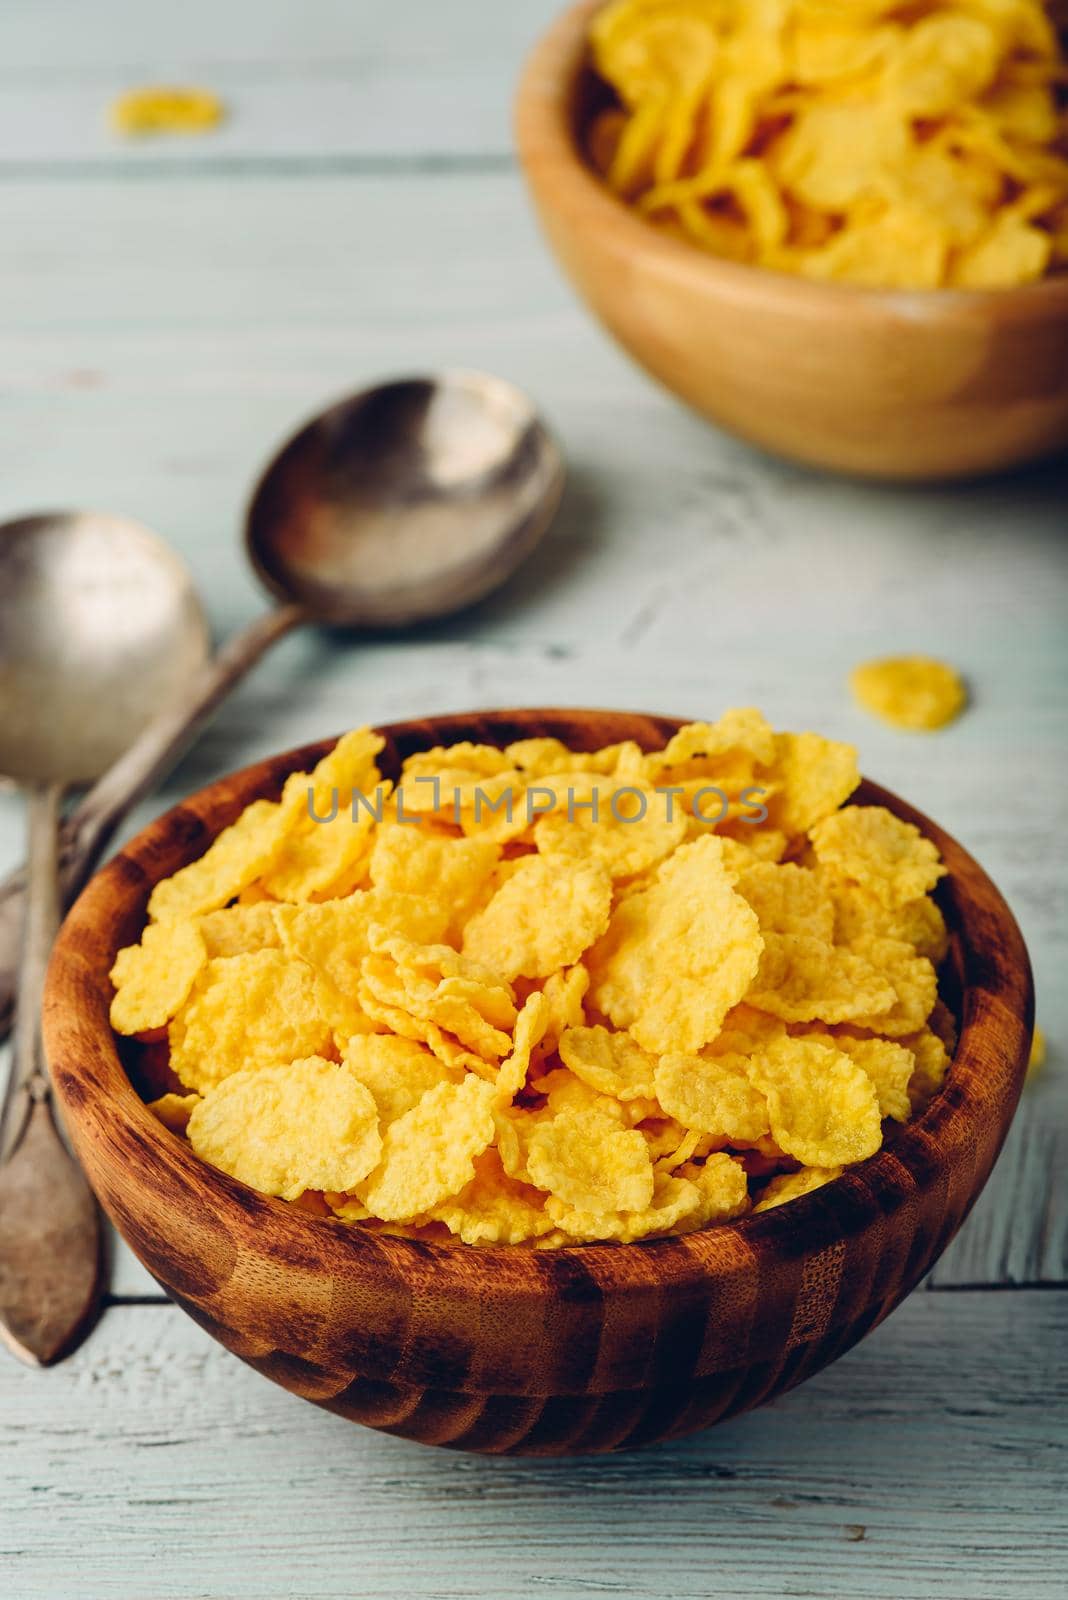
[0,0,562,169]
[0,174,1064,1286]
[1,1290,1064,1598]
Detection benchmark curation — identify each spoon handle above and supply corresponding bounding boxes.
[0,601,307,1042]
[0,784,61,1162]
[0,781,103,1365]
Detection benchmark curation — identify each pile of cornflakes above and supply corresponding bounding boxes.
[587,0,1068,289]
[112,710,957,1246]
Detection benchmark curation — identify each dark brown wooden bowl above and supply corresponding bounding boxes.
[44,710,1033,1455]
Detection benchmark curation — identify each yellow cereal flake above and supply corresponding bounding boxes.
[712,1003,787,1056]
[110,919,206,1034]
[567,1154,746,1243]
[826,1034,915,1123]
[356,987,491,1077]
[753,1165,843,1213]
[536,780,687,879]
[198,902,281,958]
[110,86,225,138]
[653,1126,705,1171]
[426,1149,554,1245]
[145,1091,201,1135]
[544,1167,716,1244]
[496,992,552,1103]
[904,1025,952,1113]
[846,934,938,1037]
[765,732,861,837]
[527,1107,655,1215]
[369,826,500,942]
[851,655,968,732]
[462,854,613,980]
[357,1077,496,1221]
[811,805,946,909]
[827,880,948,964]
[747,1037,883,1167]
[681,1151,752,1226]
[589,836,764,1053]
[504,737,574,776]
[559,1024,658,1102]
[1027,1023,1047,1080]
[647,710,778,780]
[736,859,836,941]
[271,896,372,993]
[187,1057,381,1201]
[538,965,590,1053]
[264,729,388,902]
[402,741,514,781]
[534,1067,631,1126]
[747,932,896,1025]
[654,1051,771,1143]
[169,950,334,1094]
[148,800,286,923]
[362,937,517,1065]
[342,1034,460,1126]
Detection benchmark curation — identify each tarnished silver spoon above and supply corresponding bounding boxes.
[0,512,210,1365]
[0,371,563,1032]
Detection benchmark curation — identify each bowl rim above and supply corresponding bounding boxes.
[44,707,1034,1298]
[514,0,1068,320]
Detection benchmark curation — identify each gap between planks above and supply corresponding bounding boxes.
[0,153,517,182]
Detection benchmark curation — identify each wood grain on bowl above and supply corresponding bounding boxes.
[43,711,1033,1455]
[514,1,1068,481]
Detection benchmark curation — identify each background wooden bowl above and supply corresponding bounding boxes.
[44,709,1033,1455]
[515,0,1068,481]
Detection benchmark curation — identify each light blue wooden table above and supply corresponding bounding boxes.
[0,4,1065,1595]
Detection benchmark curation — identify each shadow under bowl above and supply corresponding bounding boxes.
[44,709,1033,1455]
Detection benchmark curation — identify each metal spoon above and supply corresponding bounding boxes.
[0,371,563,1035]
[0,512,210,1365]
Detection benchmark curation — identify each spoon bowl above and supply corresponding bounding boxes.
[247,372,565,627]
[0,512,210,786]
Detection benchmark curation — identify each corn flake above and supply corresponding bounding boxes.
[747,931,896,1025]
[187,1056,381,1201]
[169,950,334,1093]
[655,1050,771,1142]
[342,1034,461,1125]
[589,836,764,1052]
[851,655,968,732]
[146,1091,201,1135]
[427,1149,554,1245]
[357,1077,496,1221]
[148,800,286,923]
[559,1024,658,1102]
[198,902,281,958]
[527,1107,655,1215]
[753,1165,844,1212]
[110,919,206,1034]
[812,805,946,909]
[463,854,613,980]
[747,1037,883,1167]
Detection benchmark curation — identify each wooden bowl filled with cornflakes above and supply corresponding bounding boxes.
[515,0,1068,479]
[45,708,1032,1454]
